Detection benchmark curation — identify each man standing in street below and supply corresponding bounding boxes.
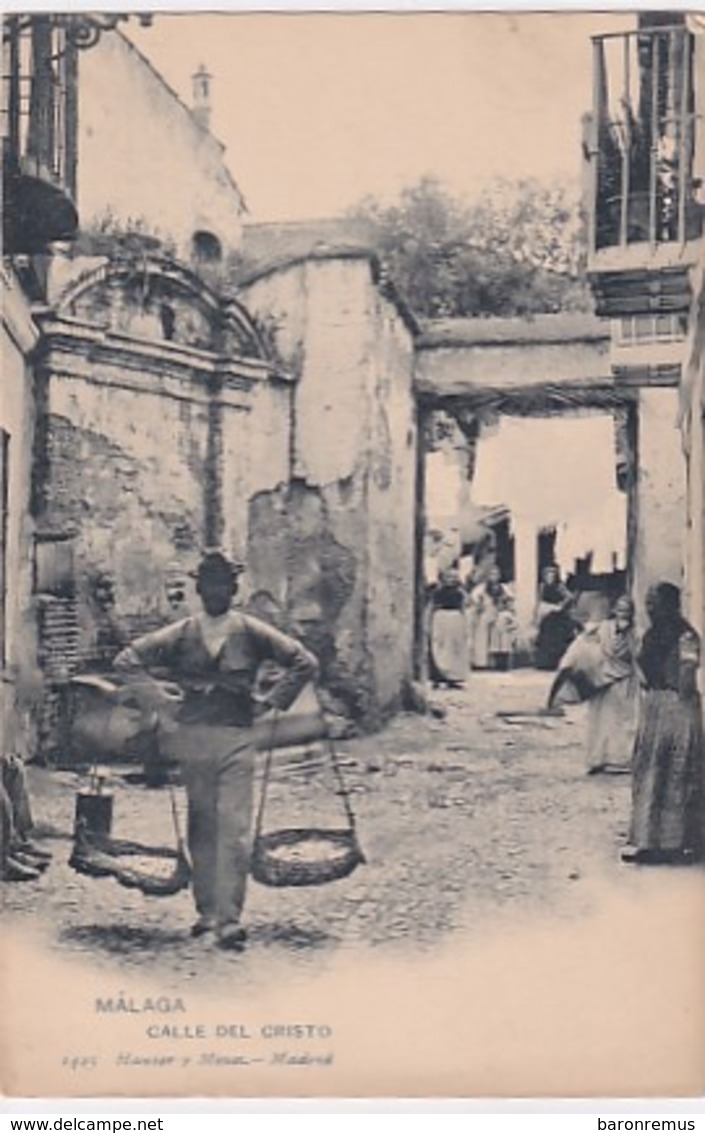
[113,550,318,950]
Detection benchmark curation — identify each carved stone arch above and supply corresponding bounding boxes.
[54,255,270,360]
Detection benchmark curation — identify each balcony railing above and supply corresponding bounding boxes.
[588,24,703,254]
[2,15,78,253]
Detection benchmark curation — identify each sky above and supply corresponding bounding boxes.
[126,11,636,223]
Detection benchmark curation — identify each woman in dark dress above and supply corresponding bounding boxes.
[623,582,704,865]
[534,564,577,671]
[429,567,468,689]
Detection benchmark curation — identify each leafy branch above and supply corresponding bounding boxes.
[349,176,592,320]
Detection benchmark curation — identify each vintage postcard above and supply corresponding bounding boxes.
[1,8,704,1100]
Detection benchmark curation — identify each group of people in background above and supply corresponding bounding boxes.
[429,563,520,687]
[428,560,576,687]
[428,559,704,867]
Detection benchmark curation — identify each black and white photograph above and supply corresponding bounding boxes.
[1,7,704,1100]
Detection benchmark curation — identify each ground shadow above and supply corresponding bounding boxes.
[247,920,337,952]
[31,821,73,841]
[60,923,187,954]
[60,920,337,957]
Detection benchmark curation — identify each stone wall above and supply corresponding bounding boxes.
[36,312,267,676]
[32,252,416,727]
[415,314,611,397]
[29,247,417,731]
[240,253,417,724]
[43,358,208,627]
[633,385,688,625]
[364,284,418,713]
[0,268,41,758]
[681,257,705,701]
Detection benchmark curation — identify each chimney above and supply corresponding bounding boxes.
[192,64,212,131]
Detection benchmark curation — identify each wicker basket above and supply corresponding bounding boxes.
[69,831,191,895]
[68,784,191,897]
[250,827,365,888]
[251,697,365,888]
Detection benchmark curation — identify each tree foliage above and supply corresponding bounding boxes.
[349,176,592,320]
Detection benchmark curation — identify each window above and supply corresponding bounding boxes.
[33,531,75,597]
[618,313,686,345]
[1,16,79,253]
[191,230,222,265]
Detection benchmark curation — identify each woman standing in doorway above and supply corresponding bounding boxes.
[623,582,704,865]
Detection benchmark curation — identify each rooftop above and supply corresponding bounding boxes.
[417,312,608,350]
[232,216,419,335]
[230,217,376,286]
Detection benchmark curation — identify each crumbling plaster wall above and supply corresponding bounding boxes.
[633,385,687,625]
[35,250,416,727]
[0,269,41,757]
[681,255,705,704]
[40,259,270,662]
[240,255,416,723]
[43,367,212,647]
[415,335,611,396]
[364,286,417,713]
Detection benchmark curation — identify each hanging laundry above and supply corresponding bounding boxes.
[471,415,626,571]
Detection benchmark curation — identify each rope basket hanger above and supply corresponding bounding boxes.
[250,703,365,889]
[69,779,191,897]
[68,677,191,897]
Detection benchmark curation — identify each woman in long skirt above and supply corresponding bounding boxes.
[547,595,639,774]
[468,565,517,671]
[584,596,639,774]
[429,568,468,688]
[534,564,576,671]
[623,582,704,865]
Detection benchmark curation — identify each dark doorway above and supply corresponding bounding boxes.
[537,526,557,583]
[493,515,515,583]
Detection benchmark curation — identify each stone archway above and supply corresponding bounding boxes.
[29,251,285,757]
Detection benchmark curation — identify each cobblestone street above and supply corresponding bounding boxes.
[5,669,705,1098]
[4,670,664,988]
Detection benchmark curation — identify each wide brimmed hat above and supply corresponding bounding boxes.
[189,549,245,580]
